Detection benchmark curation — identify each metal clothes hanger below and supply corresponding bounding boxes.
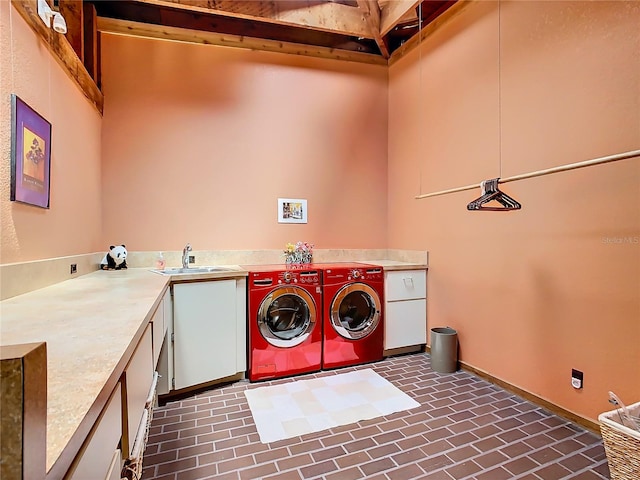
[466,178,521,211]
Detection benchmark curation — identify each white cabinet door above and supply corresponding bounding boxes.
[235,278,247,372]
[173,280,237,390]
[156,288,173,396]
[385,299,427,349]
[125,324,153,456]
[150,294,165,368]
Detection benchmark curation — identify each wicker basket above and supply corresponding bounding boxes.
[598,400,640,480]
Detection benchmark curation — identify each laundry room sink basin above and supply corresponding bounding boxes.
[152,266,236,275]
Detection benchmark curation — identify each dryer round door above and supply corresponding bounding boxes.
[257,286,318,348]
[330,283,381,340]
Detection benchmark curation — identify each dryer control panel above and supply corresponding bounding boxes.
[348,267,383,281]
[323,264,384,283]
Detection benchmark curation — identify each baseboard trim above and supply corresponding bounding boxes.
[424,347,600,434]
[384,344,424,357]
[158,372,245,406]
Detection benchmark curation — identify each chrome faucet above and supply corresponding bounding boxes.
[182,243,192,269]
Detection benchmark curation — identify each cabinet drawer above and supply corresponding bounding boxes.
[385,270,426,301]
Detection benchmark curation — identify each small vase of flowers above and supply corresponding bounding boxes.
[284,241,314,264]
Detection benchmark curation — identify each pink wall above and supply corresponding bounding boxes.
[0,3,102,263]
[100,36,388,251]
[388,1,640,422]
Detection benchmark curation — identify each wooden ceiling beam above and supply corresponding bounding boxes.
[58,0,84,60]
[388,0,469,66]
[133,0,374,38]
[10,0,103,114]
[93,1,380,55]
[83,2,99,83]
[379,0,420,37]
[356,0,389,58]
[97,16,387,66]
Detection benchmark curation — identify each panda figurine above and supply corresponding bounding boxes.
[100,245,128,270]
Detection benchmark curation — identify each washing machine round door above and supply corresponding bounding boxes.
[257,286,317,347]
[330,283,381,340]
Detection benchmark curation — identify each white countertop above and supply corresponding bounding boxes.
[0,266,245,477]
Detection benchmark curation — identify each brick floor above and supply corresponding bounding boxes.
[142,354,611,479]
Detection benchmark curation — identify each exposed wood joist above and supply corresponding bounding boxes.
[92,0,380,55]
[97,17,387,66]
[356,0,389,58]
[388,0,469,66]
[134,0,374,38]
[58,0,83,60]
[83,2,99,83]
[379,0,420,36]
[10,0,103,114]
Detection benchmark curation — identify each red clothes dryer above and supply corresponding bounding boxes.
[322,263,384,370]
[245,264,323,381]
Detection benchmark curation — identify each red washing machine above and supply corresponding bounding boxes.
[322,263,384,370]
[245,264,323,381]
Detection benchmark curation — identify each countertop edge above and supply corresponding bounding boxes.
[365,261,428,271]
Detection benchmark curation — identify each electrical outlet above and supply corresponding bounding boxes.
[70,263,77,274]
[571,369,583,389]
[188,255,195,264]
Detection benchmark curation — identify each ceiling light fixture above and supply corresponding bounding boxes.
[37,0,67,35]
[52,12,67,34]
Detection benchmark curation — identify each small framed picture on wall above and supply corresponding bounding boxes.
[10,94,52,209]
[278,198,307,224]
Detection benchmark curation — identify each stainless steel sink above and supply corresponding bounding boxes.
[152,266,235,275]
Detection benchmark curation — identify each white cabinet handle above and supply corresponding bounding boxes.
[403,277,414,287]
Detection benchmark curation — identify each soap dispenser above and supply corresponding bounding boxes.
[156,252,165,270]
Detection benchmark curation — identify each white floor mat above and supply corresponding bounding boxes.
[244,368,420,443]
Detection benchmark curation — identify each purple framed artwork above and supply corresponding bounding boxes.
[11,94,52,209]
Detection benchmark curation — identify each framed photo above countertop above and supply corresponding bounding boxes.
[278,198,307,224]
[10,94,52,209]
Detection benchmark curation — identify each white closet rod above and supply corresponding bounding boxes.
[415,149,640,199]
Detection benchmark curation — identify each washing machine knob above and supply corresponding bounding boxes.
[352,270,361,279]
[283,272,292,283]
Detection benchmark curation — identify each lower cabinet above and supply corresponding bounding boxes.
[156,290,173,396]
[67,383,123,480]
[172,278,246,391]
[151,290,167,368]
[384,269,427,350]
[124,324,154,457]
[66,290,167,479]
[106,449,123,480]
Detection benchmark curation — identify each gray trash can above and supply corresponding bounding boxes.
[430,327,458,373]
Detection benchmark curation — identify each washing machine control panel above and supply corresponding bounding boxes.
[278,270,320,285]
